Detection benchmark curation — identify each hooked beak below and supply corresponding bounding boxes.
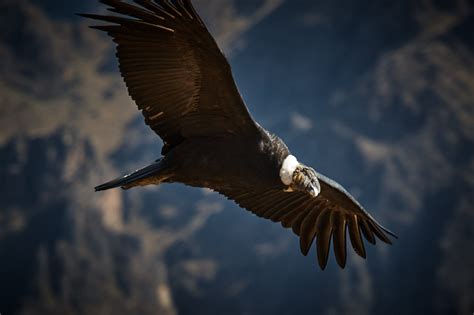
[289,163,321,198]
[307,178,321,197]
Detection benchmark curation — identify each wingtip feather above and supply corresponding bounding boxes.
[332,212,347,268]
[315,210,332,270]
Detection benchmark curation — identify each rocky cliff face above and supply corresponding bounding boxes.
[0,1,472,314]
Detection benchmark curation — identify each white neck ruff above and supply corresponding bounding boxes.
[279,155,298,186]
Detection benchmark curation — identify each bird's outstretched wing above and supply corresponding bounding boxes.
[79,0,259,153]
[217,173,397,269]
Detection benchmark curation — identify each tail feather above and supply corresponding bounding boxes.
[95,159,164,191]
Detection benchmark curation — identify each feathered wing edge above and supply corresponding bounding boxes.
[316,171,398,239]
[79,0,204,27]
[216,176,397,270]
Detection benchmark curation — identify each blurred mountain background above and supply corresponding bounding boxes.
[0,0,473,314]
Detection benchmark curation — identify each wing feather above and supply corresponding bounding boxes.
[262,193,303,220]
[299,206,322,256]
[280,202,312,228]
[269,196,308,222]
[316,209,333,270]
[255,194,291,217]
[332,211,347,268]
[360,218,376,244]
[291,205,314,235]
[348,215,366,258]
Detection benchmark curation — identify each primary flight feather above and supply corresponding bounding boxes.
[80,0,397,270]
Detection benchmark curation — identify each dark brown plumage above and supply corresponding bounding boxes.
[80,0,258,155]
[81,0,397,270]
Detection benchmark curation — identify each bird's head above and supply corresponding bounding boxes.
[279,155,321,197]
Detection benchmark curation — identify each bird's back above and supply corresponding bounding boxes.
[166,128,287,191]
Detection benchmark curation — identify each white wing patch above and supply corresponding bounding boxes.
[279,155,299,186]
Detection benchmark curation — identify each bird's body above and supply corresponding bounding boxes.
[166,128,287,190]
[107,126,290,196]
[81,0,396,270]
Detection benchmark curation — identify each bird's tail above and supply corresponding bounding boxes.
[95,159,167,191]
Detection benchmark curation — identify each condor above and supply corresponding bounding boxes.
[80,0,396,270]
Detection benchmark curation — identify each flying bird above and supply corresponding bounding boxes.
[80,0,397,270]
